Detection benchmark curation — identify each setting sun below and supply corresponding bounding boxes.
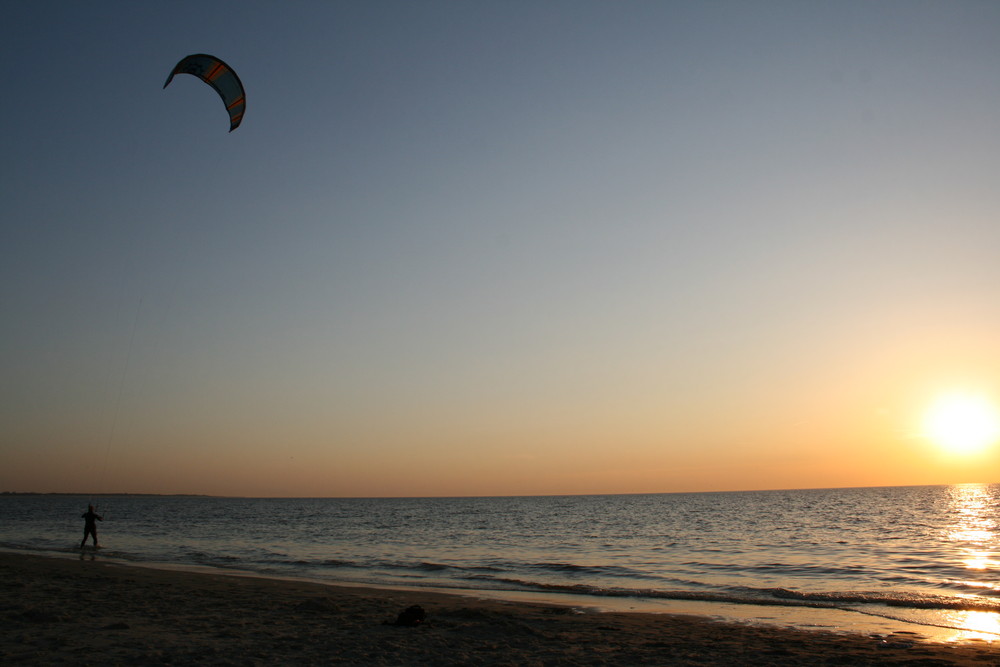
[923,393,1000,455]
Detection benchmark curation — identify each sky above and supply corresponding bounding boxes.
[3,1,1000,497]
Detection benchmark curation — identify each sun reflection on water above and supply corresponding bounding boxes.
[941,484,1000,642]
[944,484,998,553]
[961,553,992,571]
[945,484,996,543]
[943,610,1000,642]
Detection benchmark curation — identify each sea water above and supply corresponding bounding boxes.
[3,484,999,642]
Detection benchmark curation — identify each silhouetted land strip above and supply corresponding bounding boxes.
[0,492,211,497]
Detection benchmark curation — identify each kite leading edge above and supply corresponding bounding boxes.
[164,54,246,132]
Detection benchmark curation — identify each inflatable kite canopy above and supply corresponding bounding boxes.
[164,54,246,132]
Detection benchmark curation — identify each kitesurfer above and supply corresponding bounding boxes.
[81,505,103,548]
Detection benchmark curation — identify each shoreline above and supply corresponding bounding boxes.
[11,546,999,645]
[3,552,998,665]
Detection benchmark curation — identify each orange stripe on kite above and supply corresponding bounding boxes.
[226,96,245,110]
[206,61,226,82]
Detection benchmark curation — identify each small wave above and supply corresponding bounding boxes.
[266,557,362,569]
[530,562,597,573]
[519,561,664,581]
[0,541,71,555]
[463,563,505,573]
[173,549,247,569]
[683,560,869,577]
[418,562,451,571]
[754,587,1000,612]
[450,574,1000,615]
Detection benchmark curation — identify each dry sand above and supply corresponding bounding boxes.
[2,552,997,665]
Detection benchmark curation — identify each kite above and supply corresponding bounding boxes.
[164,54,246,132]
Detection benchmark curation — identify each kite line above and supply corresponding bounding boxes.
[92,294,143,509]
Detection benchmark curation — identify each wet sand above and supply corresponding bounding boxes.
[2,552,997,665]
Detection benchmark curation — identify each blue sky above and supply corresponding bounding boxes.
[3,1,1000,496]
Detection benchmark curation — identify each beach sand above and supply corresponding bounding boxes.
[2,552,997,665]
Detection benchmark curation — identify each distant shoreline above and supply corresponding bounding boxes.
[3,482,992,501]
[0,492,212,497]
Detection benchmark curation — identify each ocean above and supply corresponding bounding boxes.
[3,484,999,641]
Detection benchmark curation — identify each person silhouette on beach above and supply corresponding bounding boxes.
[81,505,102,548]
